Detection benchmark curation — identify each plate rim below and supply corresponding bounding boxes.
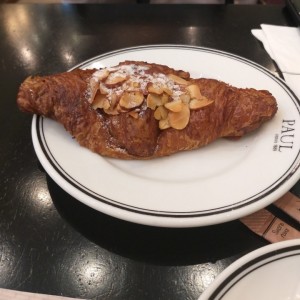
[31,44,300,227]
[199,239,300,299]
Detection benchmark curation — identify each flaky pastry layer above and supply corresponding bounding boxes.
[17,61,277,159]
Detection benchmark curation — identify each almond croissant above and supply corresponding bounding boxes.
[17,61,277,159]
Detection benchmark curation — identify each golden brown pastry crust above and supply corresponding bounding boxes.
[17,61,277,159]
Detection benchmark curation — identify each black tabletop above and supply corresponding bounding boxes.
[1,3,300,300]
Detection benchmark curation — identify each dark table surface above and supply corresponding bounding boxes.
[1,3,300,300]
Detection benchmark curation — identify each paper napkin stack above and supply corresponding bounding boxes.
[251,24,300,99]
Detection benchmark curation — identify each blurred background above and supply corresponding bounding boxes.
[0,0,286,5]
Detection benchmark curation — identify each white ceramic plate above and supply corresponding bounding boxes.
[32,45,300,227]
[199,239,300,300]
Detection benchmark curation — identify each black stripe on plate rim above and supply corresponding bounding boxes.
[208,244,300,299]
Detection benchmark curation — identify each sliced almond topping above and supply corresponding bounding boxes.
[117,104,129,113]
[110,93,118,109]
[127,81,140,91]
[162,86,173,96]
[161,93,169,105]
[167,74,188,85]
[99,82,109,95]
[105,74,127,86]
[88,79,99,103]
[147,84,163,95]
[103,107,119,115]
[129,110,139,119]
[189,97,214,110]
[179,93,191,104]
[119,91,144,109]
[159,118,170,130]
[154,106,168,120]
[146,93,163,110]
[168,103,190,130]
[96,69,110,81]
[164,99,183,112]
[186,84,202,100]
[91,92,110,110]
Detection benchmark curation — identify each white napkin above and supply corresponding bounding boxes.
[251,24,300,99]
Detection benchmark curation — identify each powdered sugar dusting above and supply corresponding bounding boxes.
[91,63,185,104]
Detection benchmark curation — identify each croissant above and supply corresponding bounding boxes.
[17,61,277,159]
